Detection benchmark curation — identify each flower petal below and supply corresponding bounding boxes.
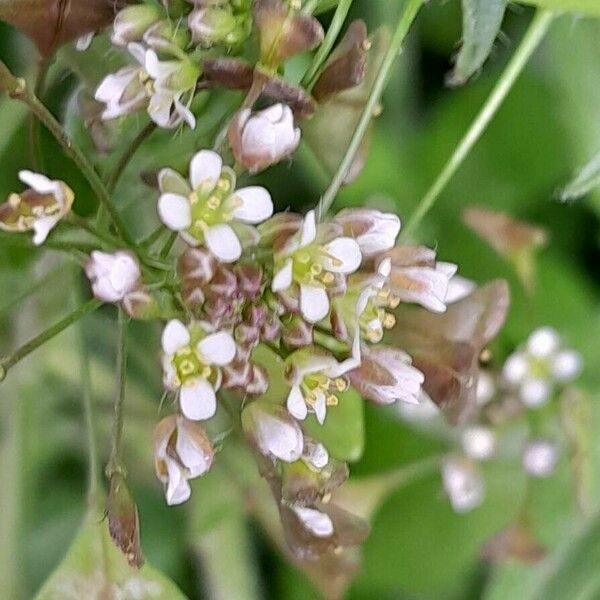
[190,150,222,191]
[204,223,242,263]
[161,319,190,354]
[300,284,330,323]
[322,237,362,273]
[158,193,192,231]
[287,385,308,420]
[313,390,327,425]
[272,258,293,292]
[32,216,59,245]
[254,407,304,462]
[293,506,334,537]
[165,458,191,505]
[300,210,317,247]
[158,168,191,196]
[229,187,273,223]
[197,331,236,366]
[180,378,217,421]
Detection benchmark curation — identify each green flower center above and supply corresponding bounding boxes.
[301,372,348,408]
[172,345,215,386]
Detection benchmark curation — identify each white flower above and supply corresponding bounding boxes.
[157,149,273,262]
[285,338,360,424]
[161,319,236,421]
[522,440,559,478]
[461,426,496,461]
[85,250,140,303]
[229,104,301,173]
[242,403,304,463]
[154,415,214,505]
[0,170,74,245]
[335,208,400,257]
[292,506,334,538]
[441,457,485,513]
[502,327,582,409]
[95,43,151,120]
[272,210,362,323]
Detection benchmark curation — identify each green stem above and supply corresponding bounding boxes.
[303,0,353,89]
[159,231,178,259]
[0,299,102,381]
[107,309,128,478]
[0,60,135,247]
[315,0,423,220]
[402,9,555,238]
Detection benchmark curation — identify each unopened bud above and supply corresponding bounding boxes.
[189,6,248,47]
[112,5,164,46]
[143,20,191,52]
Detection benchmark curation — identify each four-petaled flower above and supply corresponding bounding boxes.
[158,150,273,262]
[161,319,236,420]
[0,170,74,245]
[272,209,362,323]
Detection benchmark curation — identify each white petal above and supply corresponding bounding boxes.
[18,170,56,194]
[165,458,191,505]
[109,253,140,295]
[441,458,485,513]
[162,319,191,354]
[300,210,317,247]
[520,378,551,408]
[304,441,329,469]
[32,216,59,245]
[127,42,147,66]
[255,410,303,462]
[552,349,582,381]
[176,426,211,477]
[287,385,308,420]
[300,284,330,323]
[92,278,122,303]
[322,237,362,273]
[197,331,236,366]
[293,507,334,537]
[522,441,559,478]
[180,378,217,421]
[204,224,242,263]
[229,187,273,223]
[158,193,192,231]
[272,258,293,292]
[148,90,176,128]
[527,327,560,359]
[503,352,528,385]
[461,426,496,461]
[158,168,191,196]
[190,150,222,191]
[313,390,327,425]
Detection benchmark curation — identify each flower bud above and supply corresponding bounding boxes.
[189,5,248,46]
[441,456,485,513]
[111,5,164,46]
[242,402,304,463]
[143,20,191,53]
[107,475,144,568]
[335,208,400,257]
[522,440,559,478]
[229,104,301,173]
[460,426,496,461]
[85,250,141,304]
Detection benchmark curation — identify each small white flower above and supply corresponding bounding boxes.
[285,338,360,424]
[85,250,141,303]
[0,171,74,245]
[161,319,236,421]
[461,426,496,461]
[154,415,214,505]
[335,208,400,257]
[292,506,334,538]
[157,149,273,262]
[272,210,362,323]
[502,327,582,409]
[441,457,485,513]
[476,371,496,405]
[229,104,301,173]
[522,440,559,478]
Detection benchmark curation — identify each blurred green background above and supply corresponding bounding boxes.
[1,1,600,598]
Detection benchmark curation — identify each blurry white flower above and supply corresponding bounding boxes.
[334,208,401,258]
[229,104,301,173]
[522,440,559,478]
[502,327,582,408]
[85,250,140,303]
[272,210,362,323]
[285,339,360,424]
[161,319,236,420]
[292,506,334,537]
[461,426,496,461]
[476,371,496,405]
[158,149,273,262]
[154,415,214,505]
[0,170,74,245]
[441,456,485,513]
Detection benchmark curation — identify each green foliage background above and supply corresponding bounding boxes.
[1,1,600,598]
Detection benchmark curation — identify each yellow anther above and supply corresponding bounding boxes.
[207,196,221,210]
[334,377,348,392]
[322,493,332,503]
[377,287,391,300]
[179,360,196,377]
[388,295,400,309]
[8,193,21,207]
[201,366,212,379]
[310,263,323,276]
[326,395,338,406]
[217,178,231,193]
[321,272,335,285]
[189,192,200,205]
[383,313,396,329]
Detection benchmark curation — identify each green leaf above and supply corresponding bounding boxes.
[34,511,188,600]
[448,0,507,87]
[302,388,364,462]
[529,512,600,600]
[559,151,600,202]
[514,0,600,16]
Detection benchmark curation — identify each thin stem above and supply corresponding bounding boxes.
[28,55,52,171]
[315,0,424,220]
[303,0,354,89]
[107,309,128,478]
[402,9,555,238]
[159,231,177,259]
[140,225,166,248]
[0,62,135,247]
[105,122,156,194]
[0,299,102,381]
